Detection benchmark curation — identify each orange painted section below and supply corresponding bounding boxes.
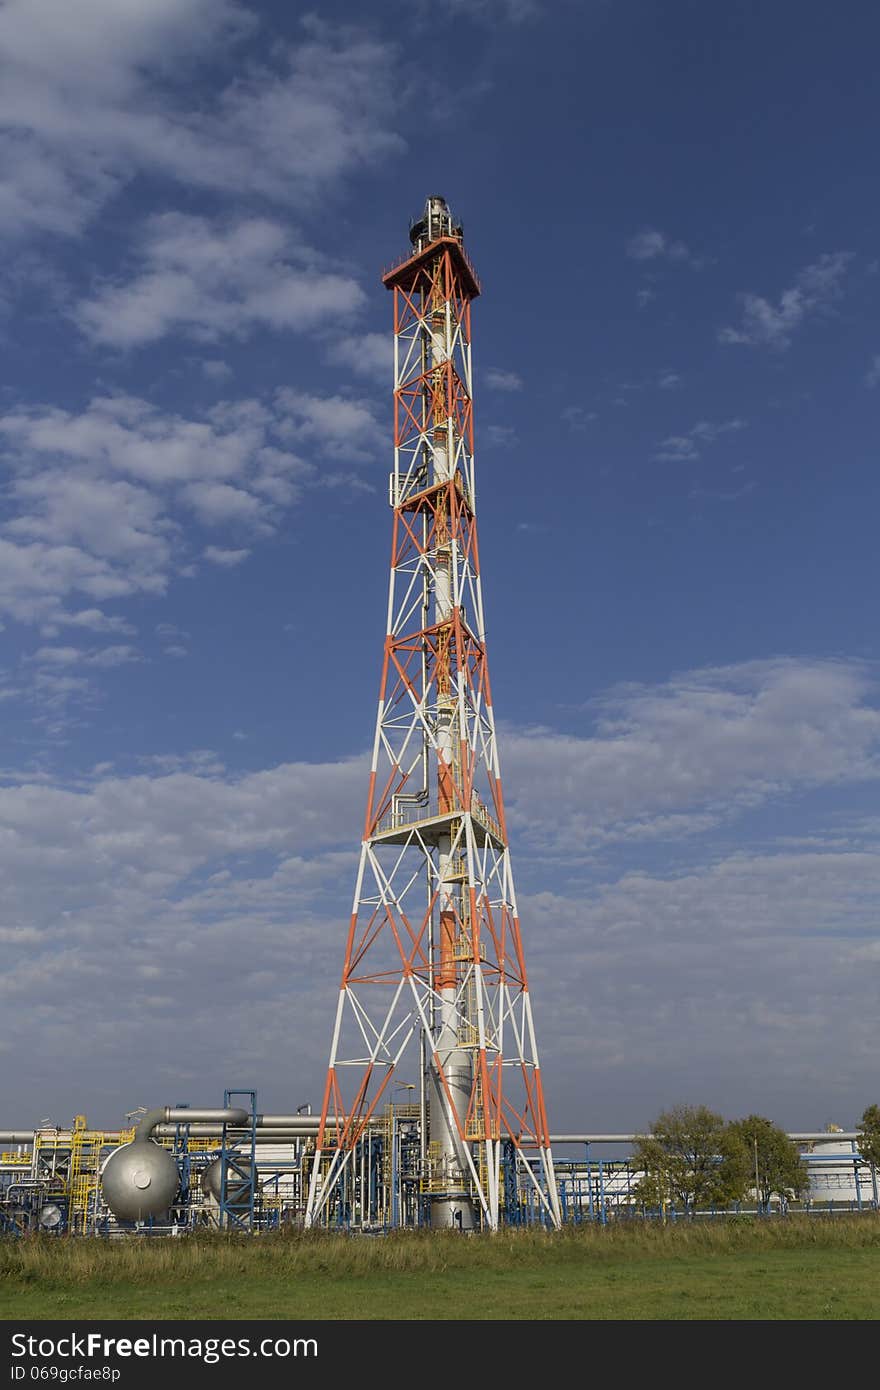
[436,907,457,990]
[533,1068,552,1148]
[382,235,480,301]
[315,1068,335,1149]
[511,913,530,988]
[438,753,455,814]
[363,769,377,840]
[339,910,361,986]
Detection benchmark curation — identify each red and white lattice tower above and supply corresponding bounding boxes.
[305,197,560,1231]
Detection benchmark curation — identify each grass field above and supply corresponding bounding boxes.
[2,1215,879,1320]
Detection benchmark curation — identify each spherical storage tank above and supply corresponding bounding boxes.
[38,1203,65,1232]
[101,1141,180,1222]
[201,1158,256,1206]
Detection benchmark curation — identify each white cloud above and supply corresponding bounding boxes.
[76,215,364,348]
[313,471,376,496]
[0,756,365,907]
[24,645,142,718]
[561,406,597,431]
[201,360,232,382]
[689,480,756,504]
[691,419,747,440]
[0,7,403,239]
[502,657,880,854]
[865,355,880,388]
[485,424,517,447]
[181,482,268,528]
[0,394,314,626]
[0,0,253,86]
[0,394,276,486]
[86,645,141,669]
[658,372,681,390]
[719,252,853,349]
[524,843,880,1127]
[29,646,83,667]
[203,546,251,567]
[8,470,173,569]
[627,230,665,260]
[485,367,523,392]
[137,749,226,777]
[29,671,90,712]
[627,228,691,262]
[29,642,140,669]
[430,0,538,21]
[43,608,135,638]
[656,435,698,461]
[187,17,403,202]
[326,332,392,384]
[0,536,163,628]
[654,418,746,462]
[274,388,385,462]
[2,655,880,1125]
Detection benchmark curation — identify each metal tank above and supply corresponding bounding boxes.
[101,1141,179,1222]
[200,1157,257,1207]
[38,1203,65,1232]
[101,1104,249,1223]
[804,1130,866,1205]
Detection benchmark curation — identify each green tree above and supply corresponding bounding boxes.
[632,1104,751,1214]
[856,1104,880,1169]
[727,1114,809,1210]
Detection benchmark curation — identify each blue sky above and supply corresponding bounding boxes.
[1,0,879,1134]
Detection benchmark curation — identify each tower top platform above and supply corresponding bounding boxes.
[382,194,480,298]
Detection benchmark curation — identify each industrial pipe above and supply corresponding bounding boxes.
[254,1115,328,1127]
[133,1108,249,1143]
[153,1126,332,1141]
[787,1133,859,1142]
[548,1135,644,1145]
[3,1125,863,1146]
[152,1114,339,1138]
[547,1132,860,1145]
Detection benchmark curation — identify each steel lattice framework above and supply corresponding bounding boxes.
[305,198,560,1231]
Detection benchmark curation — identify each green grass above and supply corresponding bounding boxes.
[2,1215,879,1320]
